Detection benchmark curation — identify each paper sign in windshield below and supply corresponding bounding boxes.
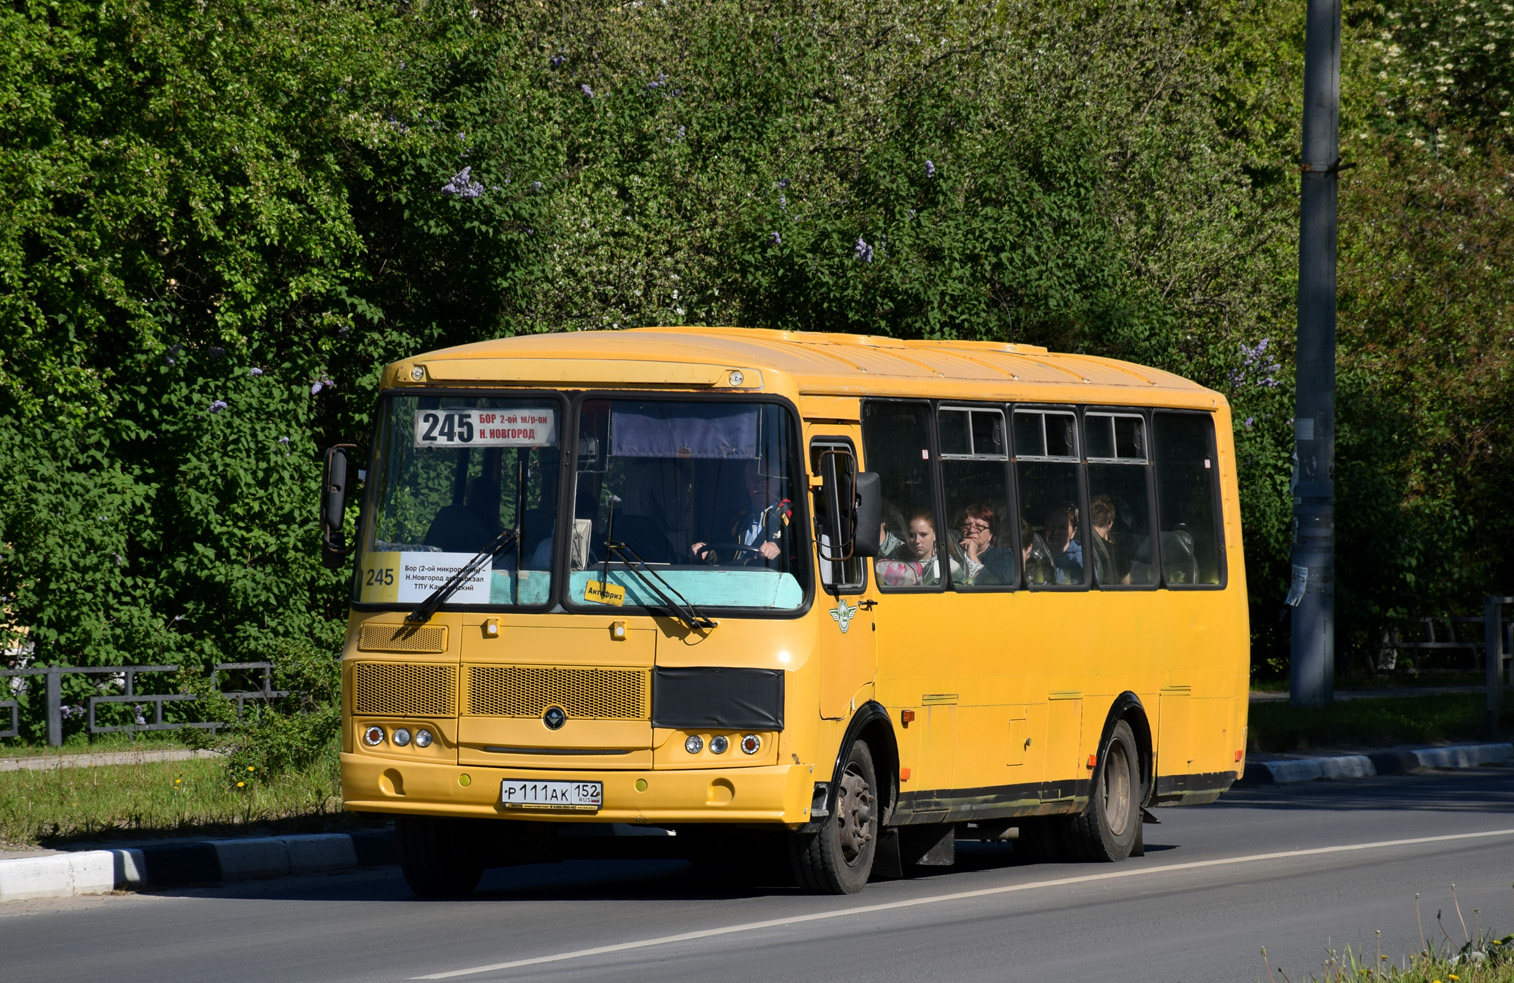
[359,551,490,605]
[413,408,558,448]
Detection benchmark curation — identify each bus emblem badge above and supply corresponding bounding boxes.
[829,599,858,634]
[543,706,567,730]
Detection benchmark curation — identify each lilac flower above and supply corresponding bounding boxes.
[310,376,334,395]
[208,399,228,414]
[777,178,790,189]
[207,346,226,359]
[532,180,543,191]
[648,72,666,89]
[854,237,874,263]
[550,53,565,67]
[770,232,781,245]
[134,704,147,727]
[1245,417,1254,428]
[441,166,484,199]
[164,344,183,366]
[338,326,351,338]
[925,159,936,178]
[676,125,686,140]
[248,367,264,377]
[278,436,290,445]
[311,381,323,395]
[581,83,595,98]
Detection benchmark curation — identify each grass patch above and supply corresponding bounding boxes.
[0,731,204,759]
[1248,693,1512,753]
[0,735,382,851]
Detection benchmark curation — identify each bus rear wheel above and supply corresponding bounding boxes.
[790,740,878,894]
[1068,719,1142,862]
[396,815,485,897]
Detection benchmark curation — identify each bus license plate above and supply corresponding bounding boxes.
[500,780,603,812]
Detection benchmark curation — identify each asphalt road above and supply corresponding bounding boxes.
[4,766,1512,983]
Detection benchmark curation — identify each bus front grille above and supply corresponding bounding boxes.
[357,624,448,653]
[466,666,649,720]
[352,663,457,717]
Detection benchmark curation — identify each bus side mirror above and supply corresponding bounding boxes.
[321,444,357,570]
[851,471,882,558]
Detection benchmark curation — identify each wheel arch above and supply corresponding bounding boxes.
[1098,692,1154,807]
[824,701,899,824]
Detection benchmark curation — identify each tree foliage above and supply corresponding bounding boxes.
[0,0,1510,692]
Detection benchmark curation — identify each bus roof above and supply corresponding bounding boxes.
[399,327,1223,410]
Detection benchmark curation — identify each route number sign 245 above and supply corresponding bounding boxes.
[412,408,558,448]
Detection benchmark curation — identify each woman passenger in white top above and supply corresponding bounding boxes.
[905,510,961,586]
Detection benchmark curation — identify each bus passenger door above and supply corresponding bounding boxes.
[809,434,878,720]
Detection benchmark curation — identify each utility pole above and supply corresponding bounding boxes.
[1290,0,1340,709]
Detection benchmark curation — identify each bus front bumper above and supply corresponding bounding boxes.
[340,753,820,826]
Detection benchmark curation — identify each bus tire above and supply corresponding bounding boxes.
[1068,719,1141,862]
[789,740,878,894]
[396,815,485,897]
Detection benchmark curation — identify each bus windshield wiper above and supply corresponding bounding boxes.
[407,528,517,623]
[603,542,716,633]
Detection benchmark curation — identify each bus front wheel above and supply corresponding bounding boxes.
[1068,719,1142,862]
[789,740,878,894]
[396,815,485,897]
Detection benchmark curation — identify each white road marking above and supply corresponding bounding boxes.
[411,827,1514,980]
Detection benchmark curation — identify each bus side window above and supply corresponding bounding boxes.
[1152,412,1225,587]
[1013,408,1086,589]
[1086,412,1155,588]
[938,406,1015,589]
[862,401,943,591]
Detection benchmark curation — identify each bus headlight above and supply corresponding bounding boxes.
[709,735,729,754]
[414,729,434,748]
[363,725,385,747]
[393,728,412,747]
[684,735,704,754]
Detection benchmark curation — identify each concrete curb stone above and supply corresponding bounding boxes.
[0,830,396,902]
[1239,742,1513,786]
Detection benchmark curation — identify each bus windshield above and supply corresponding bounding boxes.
[568,398,805,612]
[357,394,564,608]
[354,394,807,612]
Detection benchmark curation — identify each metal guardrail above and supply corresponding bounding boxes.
[0,662,287,746]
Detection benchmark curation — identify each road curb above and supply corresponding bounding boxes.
[1238,742,1513,786]
[0,829,396,902]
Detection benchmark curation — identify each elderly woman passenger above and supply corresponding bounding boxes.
[957,503,1016,586]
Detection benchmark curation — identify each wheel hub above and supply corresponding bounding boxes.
[836,768,875,863]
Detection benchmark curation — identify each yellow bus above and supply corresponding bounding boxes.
[320,328,1249,896]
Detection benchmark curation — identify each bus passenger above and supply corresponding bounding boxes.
[957,503,1015,586]
[879,500,908,560]
[906,510,959,586]
[1022,517,1055,585]
[1042,506,1083,584]
[1090,494,1131,586]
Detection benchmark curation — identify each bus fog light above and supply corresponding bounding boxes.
[393,728,412,747]
[684,735,704,754]
[740,734,761,755]
[709,735,729,754]
[414,729,434,748]
[363,726,386,747]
